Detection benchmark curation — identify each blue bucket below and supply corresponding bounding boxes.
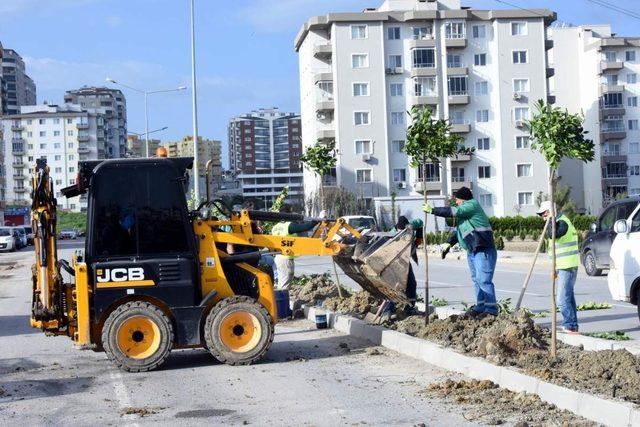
[274,290,292,319]
[315,314,328,329]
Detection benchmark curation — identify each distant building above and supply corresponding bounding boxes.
[0,45,37,116]
[228,108,303,208]
[1,104,110,212]
[64,87,127,158]
[126,134,160,158]
[165,136,222,198]
[0,116,5,223]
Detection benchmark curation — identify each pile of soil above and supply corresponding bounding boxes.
[288,274,352,306]
[323,291,377,316]
[424,379,595,426]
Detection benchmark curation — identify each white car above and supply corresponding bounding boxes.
[0,227,17,252]
[607,203,640,319]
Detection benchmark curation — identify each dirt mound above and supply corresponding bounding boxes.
[289,274,351,306]
[323,291,377,315]
[392,310,549,365]
[424,379,595,426]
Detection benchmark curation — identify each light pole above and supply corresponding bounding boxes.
[189,0,200,202]
[106,78,185,158]
[129,127,168,157]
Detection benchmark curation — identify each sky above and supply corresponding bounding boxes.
[0,0,638,167]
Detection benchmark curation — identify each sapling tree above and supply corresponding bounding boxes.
[527,100,594,358]
[405,106,470,324]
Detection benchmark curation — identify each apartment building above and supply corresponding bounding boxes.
[0,122,5,224]
[165,136,223,197]
[228,108,303,208]
[552,25,640,213]
[0,46,37,116]
[126,134,160,158]
[64,87,127,158]
[296,0,558,216]
[1,104,108,212]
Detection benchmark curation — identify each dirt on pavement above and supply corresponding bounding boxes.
[423,379,596,426]
[288,274,352,306]
[323,291,377,316]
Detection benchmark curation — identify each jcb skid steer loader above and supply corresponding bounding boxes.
[30,157,414,372]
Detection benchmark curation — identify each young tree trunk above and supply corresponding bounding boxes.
[549,168,558,359]
[423,156,430,325]
[320,172,344,299]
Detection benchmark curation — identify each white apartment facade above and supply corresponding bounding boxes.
[552,25,640,213]
[296,0,558,217]
[1,104,107,212]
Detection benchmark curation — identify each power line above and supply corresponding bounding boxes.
[583,0,640,21]
[489,0,549,17]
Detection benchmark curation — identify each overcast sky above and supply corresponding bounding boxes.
[0,0,638,167]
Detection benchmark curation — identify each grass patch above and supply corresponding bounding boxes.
[583,331,631,341]
[56,211,87,233]
[576,301,612,311]
[430,297,448,307]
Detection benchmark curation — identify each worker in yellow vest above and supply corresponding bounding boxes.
[271,212,321,289]
[537,201,580,333]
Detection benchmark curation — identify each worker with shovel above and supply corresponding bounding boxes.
[423,187,498,316]
[537,200,580,333]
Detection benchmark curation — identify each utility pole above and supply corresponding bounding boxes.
[190,0,200,201]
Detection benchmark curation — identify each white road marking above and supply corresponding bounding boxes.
[109,370,140,426]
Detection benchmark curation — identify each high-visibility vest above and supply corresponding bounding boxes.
[272,222,295,259]
[547,214,579,269]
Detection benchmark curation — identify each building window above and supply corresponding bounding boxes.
[630,165,640,176]
[353,82,370,96]
[476,109,489,123]
[603,92,623,107]
[472,25,486,39]
[54,143,61,149]
[392,140,405,153]
[512,50,528,64]
[626,50,636,62]
[517,163,533,177]
[55,180,62,186]
[603,74,618,86]
[514,78,529,92]
[55,167,62,173]
[28,144,34,149]
[475,81,488,95]
[452,167,465,182]
[352,54,369,68]
[351,25,367,39]
[69,167,75,173]
[387,27,401,40]
[604,51,617,62]
[414,77,437,96]
[54,131,60,136]
[393,168,406,182]
[514,107,530,121]
[450,111,464,125]
[67,130,74,136]
[67,118,72,124]
[413,48,435,68]
[447,54,462,68]
[27,131,33,137]
[39,143,46,149]
[68,154,75,160]
[388,54,402,68]
[53,118,60,124]
[516,135,531,149]
[412,26,432,40]
[511,22,527,36]
[354,111,370,125]
[39,119,45,125]
[27,119,32,125]
[474,53,487,66]
[418,163,440,182]
[478,194,492,207]
[448,76,468,95]
[629,119,639,130]
[518,192,533,205]
[390,83,403,96]
[630,142,640,153]
[69,179,76,185]
[628,96,638,107]
[356,169,372,183]
[477,137,490,150]
[39,131,46,137]
[391,112,404,125]
[444,22,465,39]
[68,142,74,148]
[355,140,372,154]
[55,155,61,161]
[628,73,637,84]
[478,165,491,179]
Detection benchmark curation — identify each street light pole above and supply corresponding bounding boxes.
[190,0,200,202]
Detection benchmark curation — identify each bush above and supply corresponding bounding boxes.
[488,214,595,234]
[504,229,515,241]
[519,230,527,241]
[494,236,505,250]
[57,211,87,233]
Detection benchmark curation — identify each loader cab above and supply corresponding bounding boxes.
[82,158,201,323]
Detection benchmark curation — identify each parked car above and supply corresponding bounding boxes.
[23,226,34,245]
[343,215,378,232]
[59,228,79,240]
[11,227,27,249]
[580,197,640,276]
[607,202,640,320]
[0,227,17,252]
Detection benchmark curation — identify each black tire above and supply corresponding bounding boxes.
[583,250,602,277]
[102,301,174,372]
[204,296,274,366]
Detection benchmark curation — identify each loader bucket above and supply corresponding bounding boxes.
[334,229,413,306]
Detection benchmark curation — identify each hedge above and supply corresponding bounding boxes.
[488,215,595,234]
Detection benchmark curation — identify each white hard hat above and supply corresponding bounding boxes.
[536,200,553,215]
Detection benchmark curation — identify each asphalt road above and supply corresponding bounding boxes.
[297,253,640,340]
[0,248,478,426]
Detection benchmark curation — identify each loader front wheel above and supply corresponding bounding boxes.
[204,296,274,365]
[102,301,173,372]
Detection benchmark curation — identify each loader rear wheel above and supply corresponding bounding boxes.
[102,301,173,372]
[204,296,274,365]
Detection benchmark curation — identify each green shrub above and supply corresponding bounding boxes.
[57,212,87,233]
[495,236,505,250]
[519,230,526,241]
[504,229,515,241]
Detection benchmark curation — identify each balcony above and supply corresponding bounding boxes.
[13,174,25,180]
[12,137,24,143]
[414,180,442,192]
[600,61,624,73]
[314,71,333,84]
[14,187,27,193]
[315,95,334,112]
[12,147,25,155]
[601,38,625,47]
[76,122,89,130]
[601,84,625,94]
[448,94,469,105]
[601,175,628,188]
[601,151,627,162]
[451,179,471,190]
[78,144,90,154]
[12,162,24,168]
[313,43,332,60]
[78,135,90,142]
[411,95,439,106]
[445,38,467,48]
[316,129,335,141]
[11,124,23,131]
[450,123,471,133]
[408,38,436,48]
[410,67,437,77]
[451,152,471,161]
[600,105,626,117]
[601,128,627,140]
[447,66,468,76]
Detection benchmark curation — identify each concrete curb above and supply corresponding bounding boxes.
[302,305,639,427]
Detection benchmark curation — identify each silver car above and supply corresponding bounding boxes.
[0,227,16,252]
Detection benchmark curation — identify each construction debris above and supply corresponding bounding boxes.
[289,274,351,307]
